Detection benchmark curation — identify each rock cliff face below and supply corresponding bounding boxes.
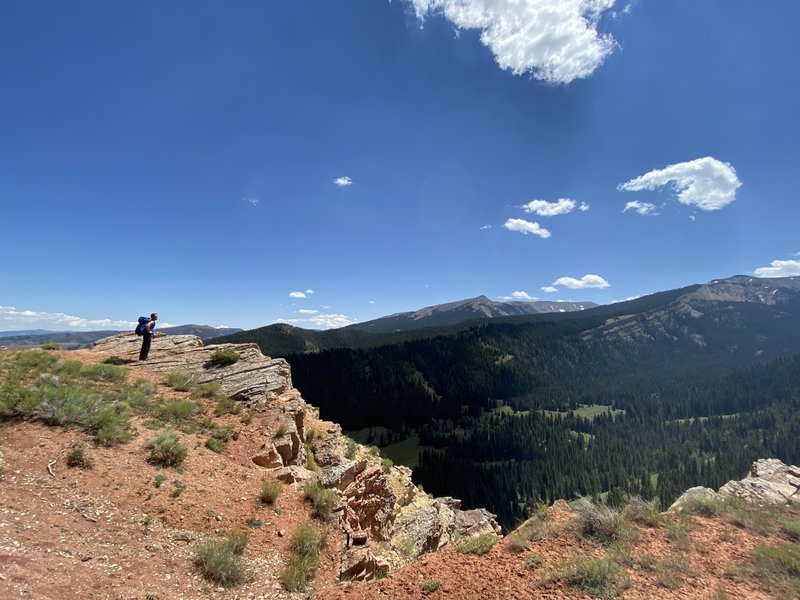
[91,332,501,580]
[668,458,800,512]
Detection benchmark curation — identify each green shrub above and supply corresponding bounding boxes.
[205,438,225,453]
[273,422,289,438]
[117,379,156,409]
[305,444,318,472]
[93,402,132,445]
[157,399,198,423]
[14,349,58,373]
[622,496,663,527]
[752,542,800,578]
[80,363,128,383]
[210,425,233,442]
[147,430,187,467]
[421,579,440,592]
[726,505,773,536]
[677,493,724,517]
[66,441,92,468]
[381,457,394,472]
[303,481,338,520]
[260,477,283,504]
[226,531,248,556]
[192,382,222,399]
[457,533,498,555]
[40,342,60,350]
[573,498,629,544]
[291,522,325,556]
[281,553,318,592]
[209,348,240,367]
[778,515,800,541]
[165,371,194,391]
[54,359,83,378]
[654,553,691,589]
[506,531,528,554]
[214,396,241,416]
[153,474,167,488]
[665,518,692,551]
[194,533,251,587]
[524,553,544,569]
[102,356,133,366]
[345,437,357,459]
[548,553,625,598]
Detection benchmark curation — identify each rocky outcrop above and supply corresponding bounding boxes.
[718,458,800,505]
[92,333,293,408]
[669,459,800,512]
[342,465,397,541]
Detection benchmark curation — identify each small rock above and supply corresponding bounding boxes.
[277,530,286,538]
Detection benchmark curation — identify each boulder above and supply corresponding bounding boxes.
[668,486,718,513]
[312,428,346,467]
[252,447,283,469]
[392,504,444,559]
[271,466,315,485]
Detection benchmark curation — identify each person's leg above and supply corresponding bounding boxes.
[140,332,151,360]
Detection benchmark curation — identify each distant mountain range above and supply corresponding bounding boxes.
[0,325,243,349]
[344,296,596,332]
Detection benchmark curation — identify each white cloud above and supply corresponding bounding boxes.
[369,300,376,304]
[522,198,576,217]
[753,259,800,278]
[289,291,307,298]
[305,289,315,295]
[618,157,741,211]
[540,286,558,293]
[623,201,660,216]
[792,251,800,257]
[501,291,536,301]
[408,0,617,85]
[245,197,259,207]
[297,309,319,315]
[503,218,551,239]
[479,224,492,230]
[333,176,352,187]
[579,202,590,212]
[0,305,139,331]
[552,274,610,289]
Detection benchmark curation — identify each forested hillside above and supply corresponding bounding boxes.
[235,276,800,529]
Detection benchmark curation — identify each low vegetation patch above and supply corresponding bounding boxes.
[209,348,240,367]
[40,342,60,350]
[653,553,692,589]
[303,480,338,520]
[194,532,251,587]
[457,533,499,556]
[573,498,630,544]
[778,515,800,541]
[147,429,187,467]
[205,437,225,453]
[260,477,282,504]
[282,522,325,592]
[164,370,194,391]
[421,579,440,592]
[546,553,627,598]
[66,441,92,469]
[622,496,663,528]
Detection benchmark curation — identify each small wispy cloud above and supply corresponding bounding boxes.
[297,309,319,315]
[503,218,551,239]
[579,202,590,212]
[753,259,800,278]
[479,224,492,230]
[244,197,259,207]
[540,286,558,293]
[522,198,578,217]
[289,291,307,299]
[369,300,376,304]
[333,176,352,187]
[618,157,741,211]
[623,201,661,216]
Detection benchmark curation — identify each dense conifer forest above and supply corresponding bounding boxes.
[225,279,800,530]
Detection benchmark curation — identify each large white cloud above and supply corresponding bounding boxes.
[276,313,358,330]
[503,218,551,238]
[622,201,660,216]
[407,0,617,85]
[618,157,741,211]
[753,259,800,278]
[522,198,578,217]
[0,306,166,331]
[552,274,610,289]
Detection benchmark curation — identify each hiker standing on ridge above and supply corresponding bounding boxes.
[139,312,157,361]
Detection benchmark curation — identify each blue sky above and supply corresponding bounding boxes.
[2,0,799,331]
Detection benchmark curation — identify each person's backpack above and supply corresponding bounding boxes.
[135,316,149,336]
